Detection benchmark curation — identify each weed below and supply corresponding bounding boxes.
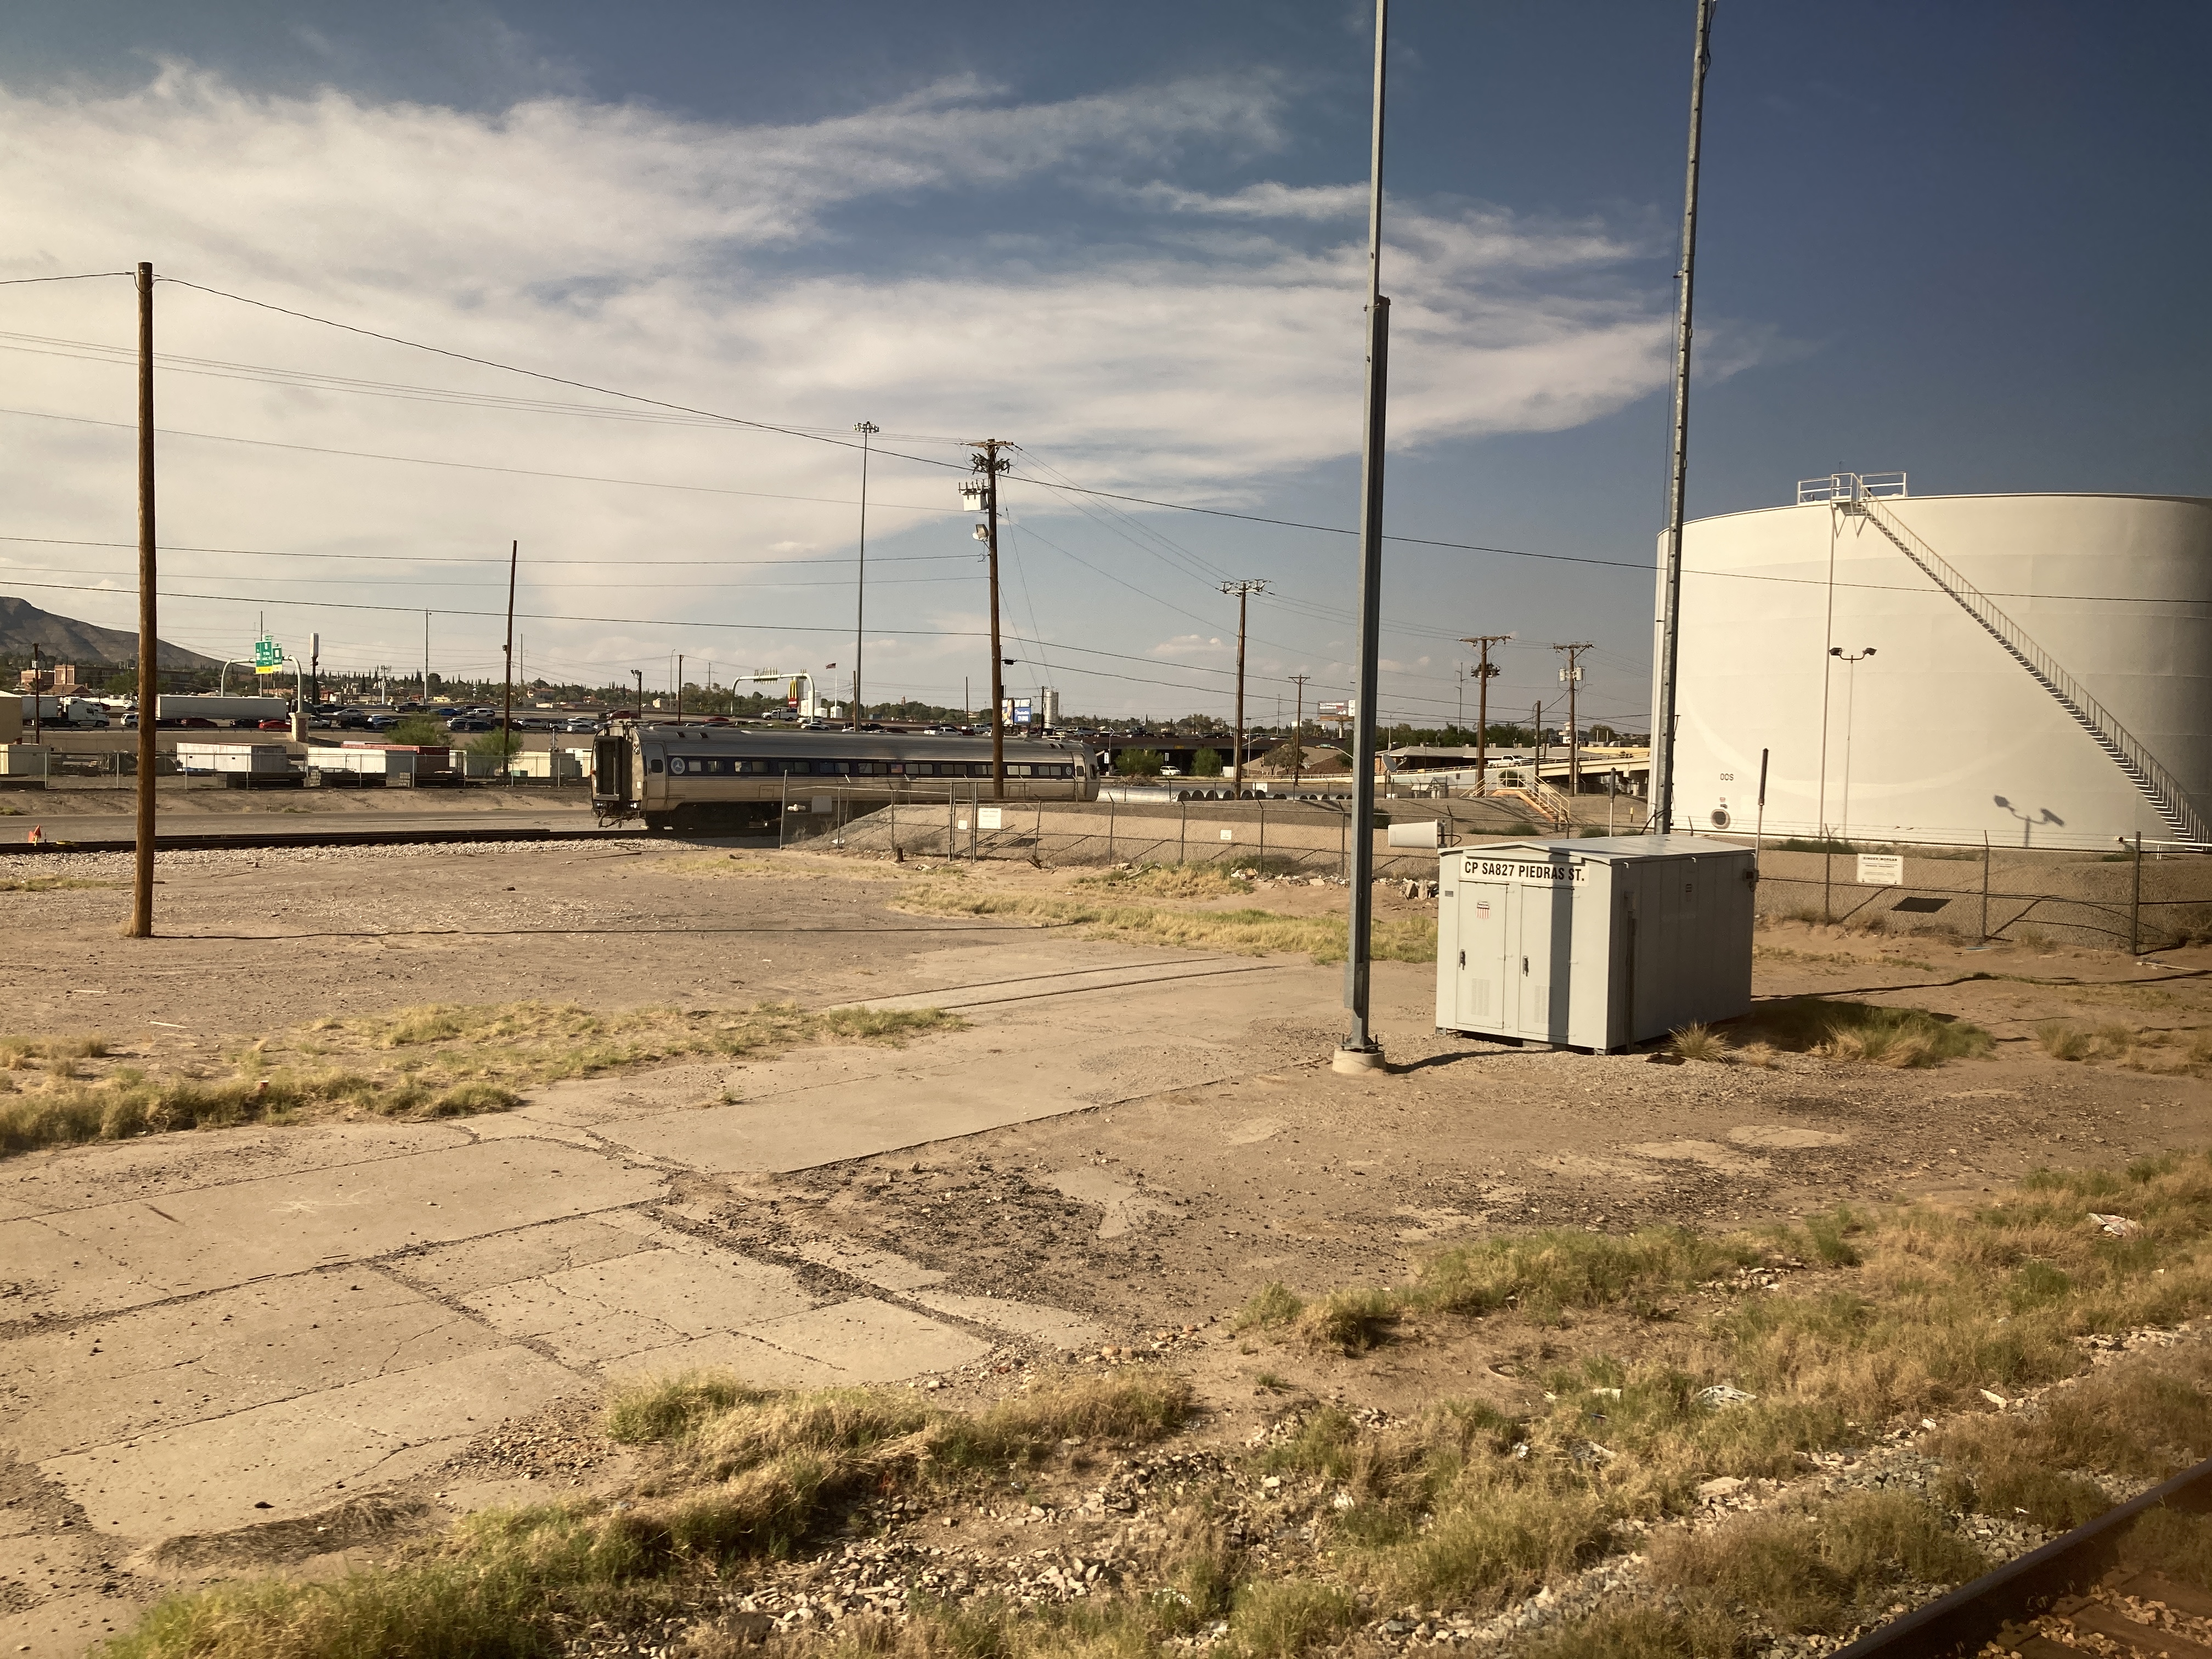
[1410,1228,1763,1322]
[895,887,1435,964]
[1253,1372,1293,1393]
[2037,1020,2092,1060]
[1669,1024,1729,1063]
[1235,1283,1305,1330]
[1226,1580,1359,1658]
[1740,998,1993,1067]
[1299,1288,1400,1354]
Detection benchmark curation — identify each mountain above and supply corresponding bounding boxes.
[0,596,222,671]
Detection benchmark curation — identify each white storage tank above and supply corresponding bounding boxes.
[1659,479,2212,849]
[1435,836,1754,1052]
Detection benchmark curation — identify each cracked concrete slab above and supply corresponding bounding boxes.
[741,1300,993,1381]
[779,1237,947,1293]
[40,1344,576,1537]
[7,1139,664,1318]
[0,1269,492,1461]
[910,1290,1103,1352]
[1046,1167,1185,1239]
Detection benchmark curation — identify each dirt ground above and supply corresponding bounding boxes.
[3,834,2211,1653]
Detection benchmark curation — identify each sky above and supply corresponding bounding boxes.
[0,1,2204,733]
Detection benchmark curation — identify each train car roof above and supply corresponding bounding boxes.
[623,724,1087,753]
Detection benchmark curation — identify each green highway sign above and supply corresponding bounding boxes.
[253,636,281,673]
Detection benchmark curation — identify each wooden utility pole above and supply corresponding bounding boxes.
[1220,581,1266,792]
[967,439,1013,799]
[500,540,518,766]
[29,644,42,747]
[1553,641,1593,799]
[674,654,684,725]
[130,261,157,938]
[1289,673,1310,787]
[852,421,877,730]
[1460,634,1509,793]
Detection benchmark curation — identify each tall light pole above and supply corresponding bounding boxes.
[1829,645,1875,845]
[130,259,156,939]
[1220,580,1266,792]
[1339,0,1392,1074]
[1650,0,1717,834]
[852,421,877,730]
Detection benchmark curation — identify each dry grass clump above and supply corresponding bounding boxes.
[0,1001,958,1159]
[1409,1227,1765,1322]
[1647,1491,1985,1638]
[1073,863,1256,899]
[894,885,1436,965]
[1234,1282,1306,1331]
[1668,1023,1729,1063]
[108,1370,1197,1659]
[1739,997,1993,1067]
[2033,1019,2210,1075]
[0,874,120,892]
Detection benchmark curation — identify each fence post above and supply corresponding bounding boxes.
[1339,806,1347,880]
[947,789,956,859]
[2130,832,2143,955]
[778,773,789,849]
[1980,833,1990,941]
[1259,799,1266,869]
[1179,800,1187,865]
[1108,797,1116,861]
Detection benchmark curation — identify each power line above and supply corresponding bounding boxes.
[0,532,968,568]
[0,272,134,286]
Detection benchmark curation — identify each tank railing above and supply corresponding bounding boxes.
[1797,471,1907,506]
[1842,489,2209,847]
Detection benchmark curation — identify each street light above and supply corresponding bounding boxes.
[1829,646,1875,846]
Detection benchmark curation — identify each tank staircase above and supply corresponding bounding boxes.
[1488,776,1575,832]
[1821,475,2208,847]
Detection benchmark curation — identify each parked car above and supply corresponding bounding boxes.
[562,717,600,733]
[257,719,290,731]
[447,718,495,733]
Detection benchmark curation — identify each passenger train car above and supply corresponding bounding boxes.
[592,722,1099,832]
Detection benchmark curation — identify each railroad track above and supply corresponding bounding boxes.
[0,824,647,857]
[1838,1452,2212,1656]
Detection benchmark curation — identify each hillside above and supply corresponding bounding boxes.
[0,596,221,671]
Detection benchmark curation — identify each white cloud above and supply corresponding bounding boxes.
[0,64,1753,707]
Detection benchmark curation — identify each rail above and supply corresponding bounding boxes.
[1835,1446,2212,1656]
[1798,470,1906,505]
[1835,479,2207,847]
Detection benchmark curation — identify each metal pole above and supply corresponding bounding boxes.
[675,654,684,726]
[30,644,41,747]
[1180,799,1187,865]
[1981,832,1990,940]
[853,421,877,730]
[1341,0,1391,1066]
[130,261,156,939]
[2130,832,2143,955]
[1753,746,1769,868]
[423,610,431,705]
[1290,674,1308,788]
[501,539,518,775]
[1649,0,1716,836]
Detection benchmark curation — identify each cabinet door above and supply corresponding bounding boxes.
[1454,882,1509,1028]
[1517,883,1572,1040]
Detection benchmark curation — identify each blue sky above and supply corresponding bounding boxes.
[0,1,2203,731]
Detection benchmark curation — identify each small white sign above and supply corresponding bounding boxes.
[1220,828,1234,840]
[978,806,1004,830]
[1857,853,1904,887]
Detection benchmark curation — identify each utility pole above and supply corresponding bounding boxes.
[500,540,518,764]
[632,668,643,720]
[1651,0,1716,835]
[1459,634,1509,792]
[675,653,684,725]
[131,259,156,939]
[1220,580,1266,792]
[1534,701,1545,775]
[29,644,41,747]
[1554,641,1593,799]
[853,421,877,730]
[1289,673,1310,787]
[1339,0,1392,1073]
[966,439,1013,799]
[422,611,431,706]
[309,632,320,710]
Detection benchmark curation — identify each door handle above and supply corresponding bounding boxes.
[1521,956,1530,974]
[1458,950,1465,968]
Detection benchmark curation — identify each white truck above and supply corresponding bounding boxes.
[17,695,111,728]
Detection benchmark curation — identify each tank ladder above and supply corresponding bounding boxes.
[1822,475,2207,847]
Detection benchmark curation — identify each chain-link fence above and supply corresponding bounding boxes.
[778,788,1489,883]
[1750,839,2212,952]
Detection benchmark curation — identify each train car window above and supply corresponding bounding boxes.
[648,758,664,773]
[968,763,992,777]
[1007,764,1031,777]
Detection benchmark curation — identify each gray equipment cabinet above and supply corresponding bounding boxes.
[1434,836,1756,1052]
